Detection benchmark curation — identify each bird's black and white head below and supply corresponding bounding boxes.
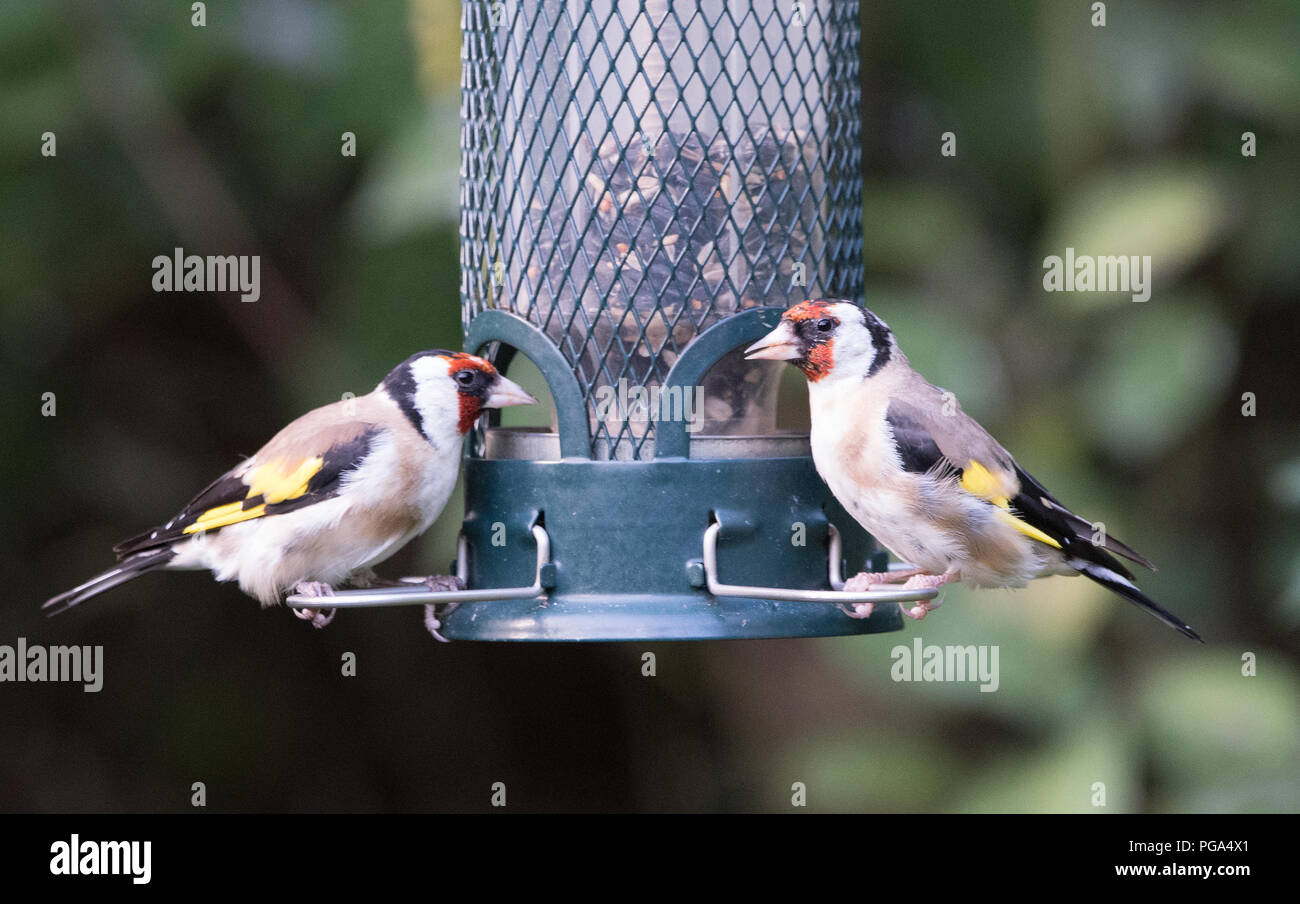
[744,300,895,384]
[380,350,537,448]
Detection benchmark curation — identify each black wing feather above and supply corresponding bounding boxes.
[1012,465,1155,573]
[885,401,1191,638]
[885,407,954,476]
[885,401,1154,576]
[113,427,380,558]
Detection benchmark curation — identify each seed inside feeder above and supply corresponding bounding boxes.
[511,126,824,450]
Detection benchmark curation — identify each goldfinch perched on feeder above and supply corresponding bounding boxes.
[746,300,1202,641]
[43,351,536,629]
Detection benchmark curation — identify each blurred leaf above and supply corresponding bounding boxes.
[1280,555,1300,628]
[825,583,1102,726]
[955,717,1137,813]
[1079,297,1237,462]
[1268,457,1300,509]
[862,181,981,274]
[409,0,463,97]
[780,731,959,812]
[1192,6,1300,128]
[347,98,459,243]
[1139,655,1300,811]
[1042,165,1235,310]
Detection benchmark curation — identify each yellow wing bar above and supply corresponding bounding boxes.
[962,460,1063,550]
[182,456,324,535]
[246,457,324,504]
[183,501,268,534]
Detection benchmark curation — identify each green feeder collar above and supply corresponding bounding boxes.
[440,309,932,640]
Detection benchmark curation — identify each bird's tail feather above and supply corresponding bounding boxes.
[42,548,176,617]
[1071,558,1202,642]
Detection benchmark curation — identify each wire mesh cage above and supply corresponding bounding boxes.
[461,0,864,458]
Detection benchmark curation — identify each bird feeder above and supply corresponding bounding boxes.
[294,0,935,638]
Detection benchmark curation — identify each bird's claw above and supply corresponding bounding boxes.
[895,573,954,620]
[838,571,952,621]
[842,571,902,593]
[414,574,465,643]
[839,568,925,619]
[290,581,337,629]
[900,599,939,620]
[418,574,465,594]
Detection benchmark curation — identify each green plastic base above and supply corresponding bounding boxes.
[442,454,903,641]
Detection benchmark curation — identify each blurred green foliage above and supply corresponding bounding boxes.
[0,0,1297,812]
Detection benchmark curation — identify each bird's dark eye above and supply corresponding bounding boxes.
[816,318,834,332]
[455,370,477,387]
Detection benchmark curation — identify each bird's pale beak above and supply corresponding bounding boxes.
[484,375,539,409]
[744,322,801,361]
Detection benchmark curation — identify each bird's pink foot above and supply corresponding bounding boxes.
[418,574,465,594]
[896,572,955,620]
[291,581,337,629]
[838,568,926,619]
[416,574,465,643]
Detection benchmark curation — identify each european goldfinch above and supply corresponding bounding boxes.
[746,300,1202,641]
[43,350,536,628]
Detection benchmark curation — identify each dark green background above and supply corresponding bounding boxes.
[1,0,1297,811]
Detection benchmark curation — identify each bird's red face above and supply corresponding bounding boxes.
[745,300,894,383]
[384,350,537,444]
[744,300,842,381]
[440,353,537,434]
